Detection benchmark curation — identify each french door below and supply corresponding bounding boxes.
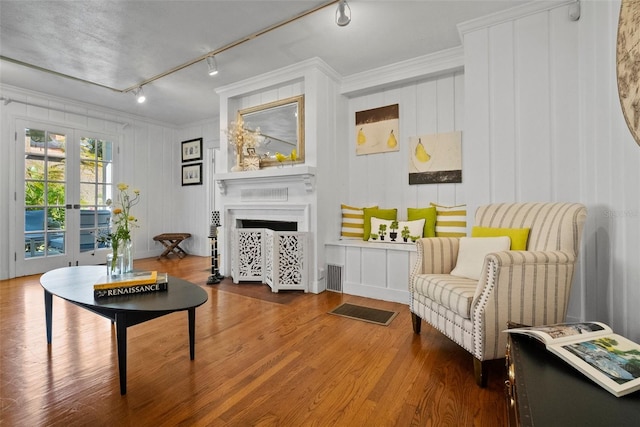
[15,119,118,276]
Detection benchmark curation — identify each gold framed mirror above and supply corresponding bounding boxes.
[238,95,304,167]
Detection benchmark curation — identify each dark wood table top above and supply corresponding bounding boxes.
[40,265,208,312]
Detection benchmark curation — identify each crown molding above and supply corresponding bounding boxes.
[340,46,464,98]
[457,0,576,39]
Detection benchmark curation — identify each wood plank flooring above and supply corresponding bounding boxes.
[0,256,507,426]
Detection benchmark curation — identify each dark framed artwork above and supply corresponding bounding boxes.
[182,163,202,186]
[181,138,203,162]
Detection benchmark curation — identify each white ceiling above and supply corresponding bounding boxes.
[0,1,528,126]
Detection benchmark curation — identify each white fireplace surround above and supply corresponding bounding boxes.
[224,203,311,232]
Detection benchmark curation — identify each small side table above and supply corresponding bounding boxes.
[506,333,640,426]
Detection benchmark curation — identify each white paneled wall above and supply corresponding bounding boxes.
[461,0,640,341]
[345,72,465,218]
[0,85,182,278]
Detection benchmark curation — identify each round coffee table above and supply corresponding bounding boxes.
[40,265,208,394]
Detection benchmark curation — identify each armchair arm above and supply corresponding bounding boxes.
[471,250,578,360]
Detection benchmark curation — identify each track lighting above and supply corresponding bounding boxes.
[206,55,218,76]
[336,0,351,27]
[133,86,146,103]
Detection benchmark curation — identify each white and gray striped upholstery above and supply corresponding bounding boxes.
[410,202,587,363]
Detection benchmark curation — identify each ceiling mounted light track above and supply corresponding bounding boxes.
[336,0,351,26]
[206,55,219,76]
[0,1,344,97]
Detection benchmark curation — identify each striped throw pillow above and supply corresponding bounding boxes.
[431,203,467,237]
[341,204,377,240]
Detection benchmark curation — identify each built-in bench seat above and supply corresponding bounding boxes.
[325,240,417,304]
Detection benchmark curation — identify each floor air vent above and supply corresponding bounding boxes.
[326,264,343,293]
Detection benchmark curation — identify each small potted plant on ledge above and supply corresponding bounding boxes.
[378,224,387,241]
[389,220,399,241]
[370,233,379,241]
[401,226,411,242]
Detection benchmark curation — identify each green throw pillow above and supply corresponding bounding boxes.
[407,207,437,237]
[471,226,530,250]
[363,207,397,240]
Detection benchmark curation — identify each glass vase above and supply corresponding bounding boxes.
[106,252,124,277]
[122,239,134,273]
[231,152,244,172]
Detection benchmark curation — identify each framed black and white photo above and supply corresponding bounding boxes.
[181,138,203,162]
[181,163,202,186]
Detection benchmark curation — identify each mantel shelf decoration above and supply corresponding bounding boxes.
[226,115,262,172]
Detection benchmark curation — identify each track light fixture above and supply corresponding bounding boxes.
[206,55,219,76]
[133,86,146,103]
[336,0,351,27]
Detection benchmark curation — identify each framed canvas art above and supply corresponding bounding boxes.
[408,131,462,185]
[355,104,399,155]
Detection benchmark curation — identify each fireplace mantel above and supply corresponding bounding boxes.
[216,165,316,195]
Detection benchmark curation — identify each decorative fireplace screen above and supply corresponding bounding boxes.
[231,228,309,292]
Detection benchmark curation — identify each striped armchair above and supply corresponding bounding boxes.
[409,202,587,386]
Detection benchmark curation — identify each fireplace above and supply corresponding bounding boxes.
[237,219,298,231]
[216,166,318,292]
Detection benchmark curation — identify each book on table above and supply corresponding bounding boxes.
[94,271,158,289]
[94,273,169,298]
[506,322,640,397]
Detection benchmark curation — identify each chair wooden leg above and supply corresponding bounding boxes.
[474,358,488,387]
[411,312,421,334]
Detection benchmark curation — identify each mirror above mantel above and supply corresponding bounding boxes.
[238,95,305,167]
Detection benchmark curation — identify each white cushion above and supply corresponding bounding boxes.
[369,217,394,239]
[398,219,425,240]
[450,236,511,280]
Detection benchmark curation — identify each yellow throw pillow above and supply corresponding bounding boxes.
[363,207,397,241]
[407,206,437,237]
[431,203,467,237]
[471,226,530,250]
[341,204,377,240]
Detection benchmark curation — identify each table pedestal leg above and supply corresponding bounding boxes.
[44,290,53,344]
[115,312,128,395]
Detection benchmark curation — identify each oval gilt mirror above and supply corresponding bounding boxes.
[238,95,305,167]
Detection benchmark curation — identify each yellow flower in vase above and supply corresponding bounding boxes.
[97,183,141,274]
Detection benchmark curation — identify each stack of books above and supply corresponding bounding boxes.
[94,271,169,298]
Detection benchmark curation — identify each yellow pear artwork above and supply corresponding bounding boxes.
[387,130,398,148]
[415,138,431,162]
[357,128,366,145]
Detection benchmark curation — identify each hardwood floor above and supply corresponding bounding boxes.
[0,256,507,426]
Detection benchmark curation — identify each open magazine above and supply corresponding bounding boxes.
[506,322,640,397]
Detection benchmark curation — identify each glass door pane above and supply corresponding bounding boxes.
[77,137,114,256]
[24,128,67,259]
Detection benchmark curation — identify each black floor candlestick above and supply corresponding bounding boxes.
[207,211,223,285]
[206,233,223,285]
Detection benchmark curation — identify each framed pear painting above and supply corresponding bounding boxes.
[408,131,462,185]
[355,104,399,155]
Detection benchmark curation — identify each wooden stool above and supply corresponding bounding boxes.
[153,233,192,259]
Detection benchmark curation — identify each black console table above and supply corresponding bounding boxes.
[506,333,640,426]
